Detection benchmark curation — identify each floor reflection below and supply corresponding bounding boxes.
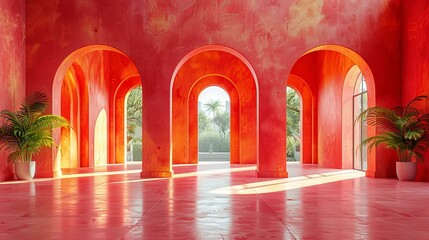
[0,162,428,239]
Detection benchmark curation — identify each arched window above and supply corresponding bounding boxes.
[353,73,368,170]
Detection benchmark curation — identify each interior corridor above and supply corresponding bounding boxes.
[0,162,428,239]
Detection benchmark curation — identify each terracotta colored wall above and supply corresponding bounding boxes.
[62,52,139,170]
[402,1,429,181]
[25,0,403,178]
[316,51,355,168]
[172,50,257,167]
[0,0,25,181]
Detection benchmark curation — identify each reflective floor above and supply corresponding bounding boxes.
[1,162,429,239]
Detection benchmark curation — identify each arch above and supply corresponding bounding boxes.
[190,76,239,164]
[287,74,314,164]
[295,44,376,176]
[112,75,142,164]
[52,45,141,177]
[170,45,259,171]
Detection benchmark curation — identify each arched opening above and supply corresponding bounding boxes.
[52,45,142,176]
[198,86,230,162]
[286,86,301,162]
[287,74,314,165]
[289,45,376,176]
[171,45,258,168]
[113,76,142,165]
[125,86,143,163]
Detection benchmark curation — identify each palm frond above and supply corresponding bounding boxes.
[358,95,429,163]
[0,92,69,163]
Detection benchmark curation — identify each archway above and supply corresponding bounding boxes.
[192,81,238,164]
[287,75,314,164]
[289,45,376,176]
[171,45,258,167]
[53,45,142,176]
[197,86,231,162]
[122,83,143,163]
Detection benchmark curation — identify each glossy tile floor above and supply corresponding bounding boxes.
[1,162,429,240]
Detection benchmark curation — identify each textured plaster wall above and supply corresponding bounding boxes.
[25,0,403,178]
[402,1,429,181]
[316,51,354,169]
[0,0,25,181]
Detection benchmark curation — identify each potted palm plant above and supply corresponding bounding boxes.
[356,96,429,181]
[0,92,69,180]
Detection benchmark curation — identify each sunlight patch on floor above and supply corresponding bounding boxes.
[210,170,365,194]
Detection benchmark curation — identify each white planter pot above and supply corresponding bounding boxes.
[396,162,416,181]
[15,161,36,180]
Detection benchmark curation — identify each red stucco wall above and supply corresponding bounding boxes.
[402,1,429,181]
[24,0,403,178]
[0,0,25,181]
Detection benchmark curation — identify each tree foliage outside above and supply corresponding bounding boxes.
[204,99,223,118]
[127,86,142,144]
[127,86,142,125]
[287,87,301,160]
[198,111,210,133]
[125,87,143,162]
[199,99,230,152]
[213,111,230,137]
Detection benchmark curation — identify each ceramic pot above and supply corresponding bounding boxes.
[15,161,36,180]
[396,162,416,181]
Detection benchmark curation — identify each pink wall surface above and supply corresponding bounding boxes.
[0,0,25,181]
[24,0,404,178]
[402,1,429,181]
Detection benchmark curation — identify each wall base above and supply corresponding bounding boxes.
[53,170,62,178]
[35,170,54,178]
[256,170,288,178]
[140,170,174,178]
[365,170,376,178]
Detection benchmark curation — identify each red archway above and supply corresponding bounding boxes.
[290,45,377,177]
[52,45,141,177]
[189,77,239,164]
[112,75,141,164]
[171,45,258,167]
[287,74,314,164]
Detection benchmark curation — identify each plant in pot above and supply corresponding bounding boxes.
[356,95,429,181]
[0,92,69,180]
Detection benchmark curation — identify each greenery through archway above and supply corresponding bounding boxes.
[126,86,142,161]
[287,87,301,161]
[198,88,230,153]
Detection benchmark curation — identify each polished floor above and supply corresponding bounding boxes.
[0,162,428,240]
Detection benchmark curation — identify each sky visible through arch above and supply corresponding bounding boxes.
[198,86,230,112]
